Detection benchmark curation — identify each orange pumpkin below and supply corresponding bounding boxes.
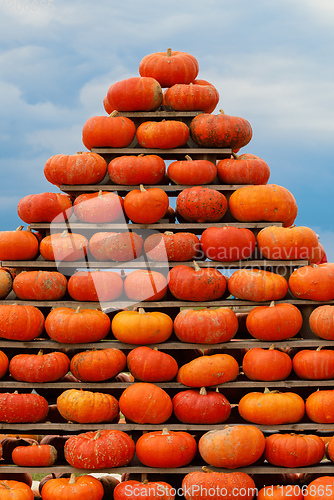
[127,346,178,382]
[68,270,124,301]
[41,473,104,499]
[70,348,126,382]
[13,271,67,301]
[136,120,189,149]
[246,302,303,340]
[57,389,119,423]
[111,308,173,344]
[39,231,88,262]
[9,350,70,383]
[0,268,13,299]
[165,82,219,112]
[108,154,166,185]
[176,186,227,223]
[293,347,334,380]
[172,387,231,424]
[217,153,270,185]
[0,480,34,499]
[144,231,200,262]
[228,269,288,302]
[289,263,334,301]
[88,231,143,262]
[73,190,124,223]
[114,480,174,500]
[12,444,57,467]
[104,76,163,112]
[200,226,256,261]
[182,469,256,500]
[168,262,227,301]
[309,305,334,340]
[265,433,325,467]
[167,155,217,185]
[82,111,136,150]
[0,304,45,341]
[44,151,107,186]
[0,350,9,379]
[304,477,334,500]
[119,382,173,424]
[0,226,39,261]
[242,345,292,381]
[306,389,334,423]
[124,185,169,223]
[176,353,239,387]
[257,225,320,260]
[258,485,303,500]
[17,192,72,223]
[124,270,168,301]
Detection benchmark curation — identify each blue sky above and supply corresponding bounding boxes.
[1,0,334,260]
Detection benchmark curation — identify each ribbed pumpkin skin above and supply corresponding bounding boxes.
[41,474,104,500]
[68,270,124,302]
[257,225,320,260]
[289,264,334,301]
[258,485,304,500]
[65,429,135,469]
[44,151,107,186]
[124,186,169,223]
[309,305,334,340]
[238,390,305,425]
[177,353,239,387]
[182,470,256,500]
[45,307,111,344]
[0,304,45,341]
[167,157,217,185]
[217,153,270,185]
[198,425,265,469]
[265,433,325,467]
[306,390,334,423]
[168,264,227,302]
[190,111,253,149]
[165,83,219,112]
[136,429,197,468]
[144,232,200,262]
[119,383,173,424]
[104,77,163,112]
[13,271,67,301]
[0,227,39,261]
[82,114,136,150]
[39,232,88,262]
[139,49,199,87]
[70,348,126,382]
[173,387,231,424]
[108,154,166,185]
[17,192,72,223]
[136,121,189,149]
[0,270,12,300]
[12,444,57,467]
[0,480,34,499]
[114,480,174,500]
[201,226,256,261]
[174,307,238,344]
[176,186,228,223]
[246,303,303,341]
[229,184,298,227]
[9,351,70,383]
[228,269,288,302]
[73,191,124,223]
[57,389,119,423]
[304,477,334,500]
[127,346,178,382]
[124,270,168,301]
[242,347,292,381]
[111,309,173,344]
[0,393,49,423]
[292,348,334,380]
[89,231,143,262]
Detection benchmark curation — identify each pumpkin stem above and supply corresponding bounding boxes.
[192,260,201,272]
[269,344,275,351]
[219,109,225,114]
[98,190,103,198]
[109,110,119,117]
[16,226,24,231]
[269,301,275,308]
[164,231,174,235]
[140,184,146,193]
[37,350,44,356]
[199,387,207,396]
[162,428,170,435]
[264,387,271,394]
[316,346,323,351]
[167,48,172,57]
[232,152,239,160]
[76,151,83,154]
[185,155,193,161]
[138,308,146,315]
[69,473,76,484]
[138,154,144,157]
[61,230,68,238]
[202,466,213,473]
[93,432,101,440]
[74,306,81,314]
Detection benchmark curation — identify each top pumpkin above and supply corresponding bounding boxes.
[104,77,163,112]
[139,48,199,88]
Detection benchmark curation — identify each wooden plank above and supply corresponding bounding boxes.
[60,183,247,193]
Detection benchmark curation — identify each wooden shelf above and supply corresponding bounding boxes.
[60,183,248,194]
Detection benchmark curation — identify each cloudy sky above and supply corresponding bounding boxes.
[1,0,334,260]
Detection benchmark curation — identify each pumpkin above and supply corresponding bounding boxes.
[73,191,124,223]
[167,155,217,185]
[39,231,88,262]
[111,308,173,344]
[82,111,136,150]
[229,184,298,227]
[0,269,12,299]
[13,270,67,301]
[124,270,168,301]
[57,389,119,424]
[258,485,304,500]
[44,151,107,186]
[246,302,303,340]
[9,350,70,383]
[305,389,334,423]
[124,185,169,223]
[176,353,239,387]
[17,192,72,224]
[0,392,49,423]
[45,306,110,343]
[173,307,238,344]
[119,382,173,424]
[0,226,39,261]
[168,262,227,301]
[139,48,199,87]
[242,345,292,381]
[104,76,163,112]
[114,480,174,500]
[304,477,334,500]
[289,263,334,301]
[217,153,270,185]
[182,468,256,500]
[238,388,305,425]
[68,270,124,301]
[176,186,227,222]
[200,226,256,261]
[41,473,104,499]
[108,154,166,185]
[309,305,334,340]
[164,82,219,112]
[198,425,265,469]
[0,350,8,379]
[228,269,288,302]
[0,304,45,341]
[172,387,231,424]
[257,225,320,260]
[265,433,325,467]
[0,480,34,500]
[88,231,143,262]
[0,436,39,462]
[12,444,57,467]
[292,347,334,380]
[135,428,197,468]
[190,110,253,149]
[136,120,189,149]
[70,348,126,382]
[0,474,32,488]
[127,346,178,382]
[144,231,200,262]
